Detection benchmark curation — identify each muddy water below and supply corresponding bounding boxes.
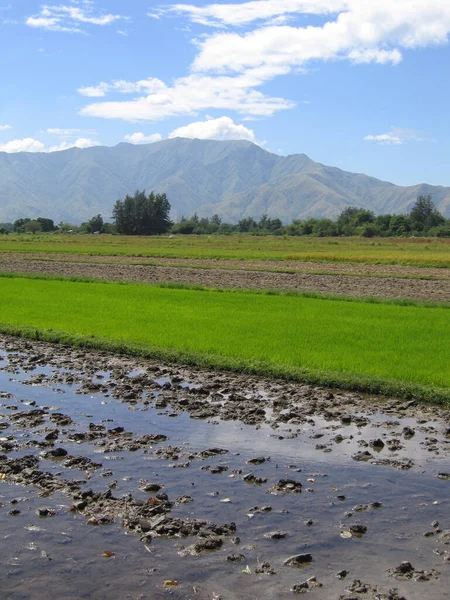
[0,343,449,599]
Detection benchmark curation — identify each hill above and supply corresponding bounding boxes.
[0,138,449,223]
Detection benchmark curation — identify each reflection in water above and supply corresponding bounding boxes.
[0,348,449,600]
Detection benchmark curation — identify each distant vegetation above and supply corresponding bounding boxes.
[1,192,449,238]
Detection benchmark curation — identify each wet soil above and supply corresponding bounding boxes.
[1,255,450,302]
[0,335,449,599]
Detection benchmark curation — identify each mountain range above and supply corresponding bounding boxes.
[1,138,449,224]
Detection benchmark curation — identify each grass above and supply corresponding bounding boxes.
[1,233,450,267]
[0,274,448,402]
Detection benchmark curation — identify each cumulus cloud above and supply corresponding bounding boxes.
[169,116,256,142]
[0,135,101,153]
[78,1,450,123]
[79,70,293,121]
[0,124,11,131]
[124,132,163,144]
[190,1,450,75]
[363,126,424,145]
[26,2,126,33]
[0,138,45,153]
[49,137,101,151]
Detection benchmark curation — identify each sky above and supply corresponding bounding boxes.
[1,0,450,186]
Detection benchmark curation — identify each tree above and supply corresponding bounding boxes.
[37,217,57,232]
[337,207,375,236]
[24,220,42,234]
[409,195,445,232]
[13,218,31,233]
[113,190,172,235]
[84,214,104,234]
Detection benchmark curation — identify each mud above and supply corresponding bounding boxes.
[0,335,449,599]
[1,255,450,302]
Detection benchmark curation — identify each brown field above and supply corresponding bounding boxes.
[1,253,450,302]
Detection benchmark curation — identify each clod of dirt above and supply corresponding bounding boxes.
[291,576,322,593]
[269,478,302,494]
[255,561,276,575]
[243,472,268,484]
[352,451,373,462]
[264,531,288,540]
[247,457,269,465]
[227,553,246,562]
[349,524,368,535]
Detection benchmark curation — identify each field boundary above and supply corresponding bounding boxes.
[0,324,448,404]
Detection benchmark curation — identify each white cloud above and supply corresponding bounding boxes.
[0,138,45,153]
[169,116,256,142]
[46,127,96,135]
[0,124,11,131]
[363,126,424,145]
[78,1,450,123]
[26,2,126,33]
[169,0,349,27]
[363,133,402,145]
[0,135,101,153]
[124,132,163,144]
[49,137,101,151]
[79,70,293,121]
[190,1,450,73]
[77,78,167,97]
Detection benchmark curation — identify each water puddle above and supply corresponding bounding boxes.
[0,339,449,599]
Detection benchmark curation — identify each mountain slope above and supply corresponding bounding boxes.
[0,138,449,223]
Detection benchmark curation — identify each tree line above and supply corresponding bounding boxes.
[1,191,449,238]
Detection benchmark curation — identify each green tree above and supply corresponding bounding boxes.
[24,220,42,234]
[113,190,172,235]
[37,217,57,232]
[13,218,31,233]
[84,214,104,234]
[409,195,445,232]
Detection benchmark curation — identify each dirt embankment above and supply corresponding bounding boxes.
[1,254,450,302]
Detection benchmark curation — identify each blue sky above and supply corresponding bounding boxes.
[1,0,450,186]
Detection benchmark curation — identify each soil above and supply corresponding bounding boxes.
[0,335,449,599]
[1,254,450,302]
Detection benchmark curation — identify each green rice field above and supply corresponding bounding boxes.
[0,275,448,401]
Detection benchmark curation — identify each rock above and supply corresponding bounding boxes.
[284,554,313,567]
[336,569,349,579]
[140,483,162,492]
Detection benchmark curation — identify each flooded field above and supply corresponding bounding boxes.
[0,335,449,599]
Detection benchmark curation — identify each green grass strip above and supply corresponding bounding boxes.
[1,270,449,309]
[0,275,448,403]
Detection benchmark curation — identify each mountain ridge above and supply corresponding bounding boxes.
[0,138,449,224]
